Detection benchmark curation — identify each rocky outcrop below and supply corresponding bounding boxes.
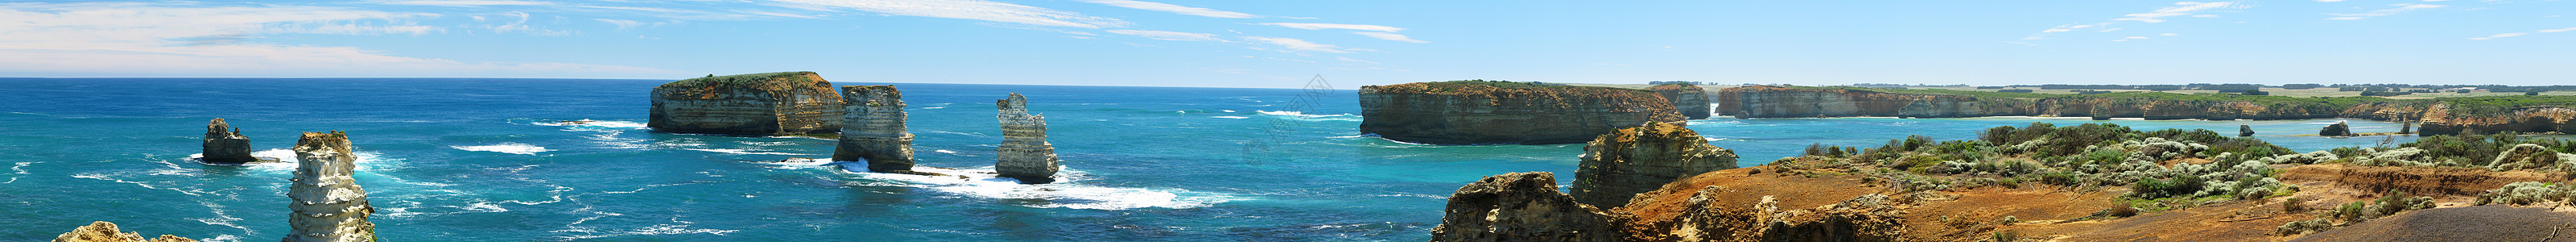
[834,86,914,173]
[2240,125,2256,136]
[1650,84,1712,119]
[2322,122,2355,136]
[994,93,1060,184]
[1359,81,1683,144]
[199,118,259,164]
[52,221,196,242]
[2417,106,2576,136]
[1430,172,1621,242]
[1618,189,1909,242]
[649,72,844,136]
[1571,122,1739,207]
[284,131,374,242]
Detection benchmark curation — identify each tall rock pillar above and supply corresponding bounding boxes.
[200,119,258,164]
[1571,122,1739,208]
[835,86,915,173]
[284,131,374,242]
[995,93,1060,184]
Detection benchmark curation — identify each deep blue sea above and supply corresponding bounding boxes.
[0,78,2424,241]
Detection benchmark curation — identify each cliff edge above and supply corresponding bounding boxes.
[650,72,844,136]
[1571,122,1738,208]
[1359,81,1683,144]
[1649,83,1712,119]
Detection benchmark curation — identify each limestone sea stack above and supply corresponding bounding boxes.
[2321,122,2356,136]
[283,131,374,242]
[834,86,915,173]
[649,72,844,136]
[2240,124,2256,136]
[994,93,1060,184]
[52,221,196,242]
[1430,172,1620,242]
[200,118,258,164]
[1359,81,1683,144]
[1571,122,1740,207]
[1649,83,1712,119]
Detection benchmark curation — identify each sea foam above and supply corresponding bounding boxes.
[455,143,551,155]
[789,162,1241,210]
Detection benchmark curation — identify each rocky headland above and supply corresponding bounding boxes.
[1359,81,1684,144]
[833,85,916,173]
[994,93,1060,184]
[1429,172,1621,241]
[649,72,844,136]
[197,118,268,164]
[1647,83,1711,119]
[1712,86,2576,136]
[52,222,196,242]
[1571,122,1737,207]
[284,131,374,242]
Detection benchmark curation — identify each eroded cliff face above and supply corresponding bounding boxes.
[649,72,844,136]
[200,118,258,164]
[1571,122,1738,207]
[1430,172,1621,242]
[1713,86,2431,121]
[995,93,1060,184]
[1650,84,1713,119]
[53,221,197,242]
[835,86,914,173]
[2417,106,2576,136]
[284,131,374,242]
[1359,82,1683,144]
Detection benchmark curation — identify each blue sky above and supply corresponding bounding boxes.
[0,1,2567,88]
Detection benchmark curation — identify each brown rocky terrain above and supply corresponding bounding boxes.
[1430,172,1621,242]
[1359,81,1682,144]
[1572,122,1737,207]
[52,222,196,242]
[649,72,844,136]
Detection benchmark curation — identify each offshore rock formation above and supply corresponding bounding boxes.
[1430,172,1620,242]
[834,86,914,173]
[1649,83,1712,119]
[649,72,844,136]
[52,221,196,242]
[994,93,1060,184]
[2322,122,2356,136]
[200,119,260,164]
[1571,122,1739,207]
[2241,125,2256,136]
[284,131,374,242]
[1359,81,1683,144]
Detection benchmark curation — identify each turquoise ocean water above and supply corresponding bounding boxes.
[0,78,2421,241]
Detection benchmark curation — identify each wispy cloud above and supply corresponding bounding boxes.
[770,0,1127,28]
[2327,3,2443,20]
[1107,29,1222,41]
[0,2,671,76]
[2114,2,2247,23]
[2469,27,2575,40]
[1257,23,1404,31]
[370,0,552,6]
[1075,0,1255,19]
[486,11,575,35]
[1335,56,1377,64]
[1242,36,1348,53]
[1352,31,1427,44]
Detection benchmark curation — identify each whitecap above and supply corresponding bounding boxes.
[454,143,551,155]
[683,148,813,156]
[935,149,958,154]
[923,106,947,110]
[832,166,1242,210]
[1255,111,1362,122]
[1212,116,1251,119]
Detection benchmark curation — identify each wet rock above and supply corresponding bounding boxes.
[1430,172,1620,242]
[52,221,196,242]
[994,93,1060,184]
[648,72,844,136]
[284,131,375,242]
[1571,122,1739,207]
[199,118,260,164]
[834,86,915,173]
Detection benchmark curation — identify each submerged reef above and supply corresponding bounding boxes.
[1358,81,1683,144]
[649,72,844,136]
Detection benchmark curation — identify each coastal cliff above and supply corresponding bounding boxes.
[199,118,259,164]
[284,131,374,242]
[994,93,1060,184]
[1713,86,2402,119]
[835,86,914,173]
[2417,105,2576,136]
[1359,81,1683,144]
[1430,172,1621,242]
[649,72,844,136]
[1649,84,1712,119]
[1571,122,1738,207]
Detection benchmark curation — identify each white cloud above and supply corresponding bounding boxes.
[0,2,671,77]
[371,0,552,6]
[1256,23,1406,32]
[1352,31,1428,43]
[2160,33,2179,35]
[770,0,1127,28]
[1241,36,1348,53]
[486,11,574,35]
[1075,0,1255,19]
[2326,3,2443,20]
[1106,29,1221,41]
[1335,56,1377,64]
[2537,27,2576,33]
[2114,2,2246,23]
[2489,32,2528,38]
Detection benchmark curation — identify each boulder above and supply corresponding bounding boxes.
[2240,125,2256,137]
[2321,122,2356,136]
[52,221,196,242]
[833,86,915,173]
[994,93,1060,184]
[1430,172,1620,242]
[284,131,374,242]
[199,119,259,164]
[1571,122,1739,207]
[648,72,844,136]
